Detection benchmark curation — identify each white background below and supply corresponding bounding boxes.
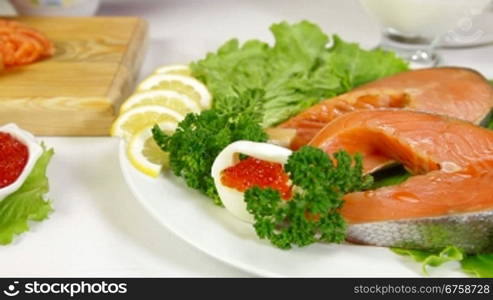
[1,0,492,277]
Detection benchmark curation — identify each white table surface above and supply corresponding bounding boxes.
[1,0,492,277]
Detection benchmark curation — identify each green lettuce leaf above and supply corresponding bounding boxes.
[392,246,493,278]
[322,35,409,90]
[392,246,464,275]
[485,80,493,128]
[0,146,54,245]
[191,21,408,127]
[370,165,411,189]
[486,117,493,130]
[461,254,493,278]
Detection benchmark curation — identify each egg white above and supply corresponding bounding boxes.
[0,123,43,201]
[211,141,292,223]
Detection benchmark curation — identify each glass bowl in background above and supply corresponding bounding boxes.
[9,0,100,16]
[360,0,491,68]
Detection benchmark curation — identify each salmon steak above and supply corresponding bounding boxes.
[278,67,493,150]
[309,110,493,253]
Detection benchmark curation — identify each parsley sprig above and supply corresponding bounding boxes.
[245,146,372,249]
[152,90,267,205]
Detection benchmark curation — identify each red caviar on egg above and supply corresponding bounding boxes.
[0,132,29,188]
[221,157,292,200]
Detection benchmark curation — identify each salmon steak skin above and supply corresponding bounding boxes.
[309,110,493,253]
[278,67,493,150]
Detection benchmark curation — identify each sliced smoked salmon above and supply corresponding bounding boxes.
[278,67,493,150]
[309,110,493,253]
[0,19,54,68]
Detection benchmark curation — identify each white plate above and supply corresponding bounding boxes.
[118,142,466,277]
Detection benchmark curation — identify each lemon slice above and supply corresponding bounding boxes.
[137,74,211,109]
[111,105,183,140]
[154,64,191,76]
[120,90,201,115]
[127,122,176,177]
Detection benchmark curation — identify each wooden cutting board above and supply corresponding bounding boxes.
[0,16,148,136]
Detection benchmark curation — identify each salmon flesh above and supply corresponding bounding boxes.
[279,67,493,150]
[309,110,493,253]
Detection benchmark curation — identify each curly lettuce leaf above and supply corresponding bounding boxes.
[461,254,493,278]
[191,39,270,99]
[485,116,493,130]
[485,80,493,129]
[370,165,412,189]
[0,146,54,245]
[191,20,408,127]
[392,246,493,278]
[392,246,464,275]
[322,35,409,90]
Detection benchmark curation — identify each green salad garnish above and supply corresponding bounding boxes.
[0,146,54,245]
[192,21,408,127]
[393,246,493,278]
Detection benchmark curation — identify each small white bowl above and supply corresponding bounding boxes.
[0,124,42,201]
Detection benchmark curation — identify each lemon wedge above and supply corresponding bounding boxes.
[127,122,176,177]
[137,74,211,109]
[111,105,183,140]
[120,90,201,115]
[154,64,191,76]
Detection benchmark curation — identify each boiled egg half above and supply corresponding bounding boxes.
[211,141,292,223]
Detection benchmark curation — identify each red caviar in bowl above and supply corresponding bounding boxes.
[221,157,292,200]
[0,132,29,188]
